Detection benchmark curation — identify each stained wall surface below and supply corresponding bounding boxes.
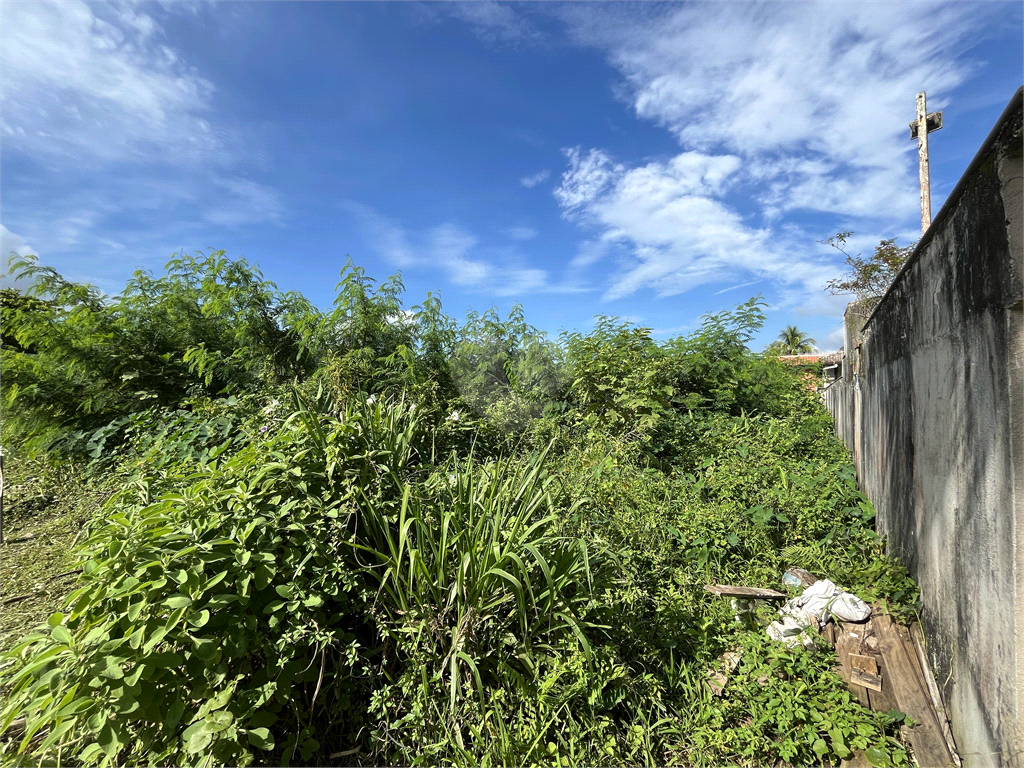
[824,88,1023,766]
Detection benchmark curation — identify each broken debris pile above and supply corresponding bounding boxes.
[704,570,961,768]
[767,578,872,649]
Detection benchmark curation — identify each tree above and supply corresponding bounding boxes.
[772,325,816,355]
[824,231,914,304]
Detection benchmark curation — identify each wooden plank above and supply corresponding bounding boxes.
[703,584,787,600]
[851,667,883,692]
[909,622,961,767]
[850,654,878,675]
[823,622,837,647]
[834,622,869,707]
[875,615,956,767]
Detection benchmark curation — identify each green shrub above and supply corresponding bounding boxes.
[1,256,921,767]
[1,252,317,454]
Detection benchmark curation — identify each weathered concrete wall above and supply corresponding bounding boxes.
[826,87,1023,766]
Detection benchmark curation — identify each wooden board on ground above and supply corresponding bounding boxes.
[703,584,787,600]
[821,609,959,767]
[851,667,883,692]
[874,614,957,768]
[909,621,962,767]
[706,648,742,697]
[850,653,878,675]
[833,621,870,707]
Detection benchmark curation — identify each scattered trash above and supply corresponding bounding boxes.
[783,566,818,587]
[766,612,820,649]
[781,578,870,625]
[766,578,870,648]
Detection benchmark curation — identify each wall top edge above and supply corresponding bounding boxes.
[861,85,1024,332]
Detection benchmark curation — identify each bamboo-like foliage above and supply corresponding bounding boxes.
[347,447,594,719]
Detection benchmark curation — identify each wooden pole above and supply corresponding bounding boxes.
[916,92,932,233]
[910,92,943,234]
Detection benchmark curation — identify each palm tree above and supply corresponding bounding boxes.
[773,326,816,355]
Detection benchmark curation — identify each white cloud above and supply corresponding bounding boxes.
[554,146,839,301]
[502,225,538,241]
[1,226,41,289]
[552,1,988,309]
[1,225,37,260]
[823,324,846,353]
[203,179,284,228]
[554,148,623,216]
[519,170,550,188]
[343,204,557,296]
[1,1,217,162]
[446,1,545,46]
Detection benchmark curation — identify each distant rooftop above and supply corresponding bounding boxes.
[777,352,844,366]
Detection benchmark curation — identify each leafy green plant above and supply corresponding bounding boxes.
[1,252,317,454]
[1,255,923,768]
[354,448,600,760]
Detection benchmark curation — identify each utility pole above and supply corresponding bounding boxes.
[910,91,943,233]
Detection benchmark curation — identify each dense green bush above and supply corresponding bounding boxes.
[1,254,918,767]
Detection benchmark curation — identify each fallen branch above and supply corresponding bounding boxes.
[2,592,37,606]
[1,534,39,546]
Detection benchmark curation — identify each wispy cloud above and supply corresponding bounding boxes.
[1,2,282,263]
[445,1,546,46]
[519,170,550,188]
[1,225,37,261]
[502,225,539,241]
[1,2,218,163]
[554,146,838,301]
[342,203,574,296]
[553,1,990,309]
[715,280,763,296]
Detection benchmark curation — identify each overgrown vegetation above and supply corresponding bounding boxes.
[824,231,915,307]
[1,252,918,767]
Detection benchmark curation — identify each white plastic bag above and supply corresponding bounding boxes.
[766,612,819,650]
[780,579,870,627]
[765,578,870,647]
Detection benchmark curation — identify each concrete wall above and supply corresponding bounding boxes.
[825,88,1023,766]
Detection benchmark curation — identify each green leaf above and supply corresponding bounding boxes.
[865,746,893,767]
[247,727,274,750]
[204,710,233,734]
[164,595,193,609]
[830,728,851,759]
[127,600,144,622]
[167,698,187,729]
[87,711,106,732]
[193,638,219,661]
[98,723,120,756]
[248,711,278,728]
[186,728,213,755]
[79,743,104,763]
[149,651,184,668]
[274,584,293,599]
[51,625,74,645]
[254,564,275,591]
[812,739,828,759]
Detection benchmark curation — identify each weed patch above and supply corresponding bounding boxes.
[1,255,918,767]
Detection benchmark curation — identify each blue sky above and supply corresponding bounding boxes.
[2,1,1021,351]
